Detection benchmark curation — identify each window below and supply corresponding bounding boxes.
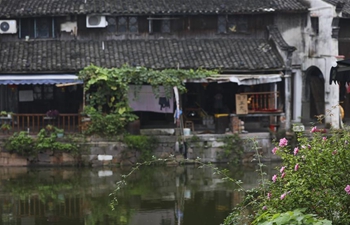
[218,16,227,33]
[33,85,54,100]
[311,17,319,35]
[149,17,171,33]
[116,16,138,33]
[19,18,55,39]
[218,15,248,33]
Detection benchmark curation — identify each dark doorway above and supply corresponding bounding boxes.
[303,66,325,123]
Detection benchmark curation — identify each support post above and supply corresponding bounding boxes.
[284,72,292,131]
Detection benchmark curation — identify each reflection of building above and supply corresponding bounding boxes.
[129,209,175,225]
[0,194,83,225]
[0,165,279,225]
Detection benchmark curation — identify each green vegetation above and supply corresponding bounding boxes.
[78,64,215,136]
[123,135,158,161]
[218,134,244,165]
[4,126,83,157]
[254,208,331,225]
[225,126,350,225]
[36,128,79,154]
[0,111,12,117]
[4,131,35,156]
[1,123,11,133]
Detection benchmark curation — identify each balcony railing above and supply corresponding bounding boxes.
[9,114,81,133]
[245,91,281,112]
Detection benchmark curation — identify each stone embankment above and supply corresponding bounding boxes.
[0,131,277,167]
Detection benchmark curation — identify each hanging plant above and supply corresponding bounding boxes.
[78,64,216,136]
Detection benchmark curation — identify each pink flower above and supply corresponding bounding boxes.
[294,163,299,171]
[311,126,317,133]
[332,150,337,155]
[262,206,267,210]
[281,172,286,179]
[323,137,327,141]
[279,138,288,147]
[308,144,311,149]
[293,147,299,156]
[280,193,287,200]
[272,174,277,182]
[280,166,286,173]
[301,145,306,149]
[345,185,350,195]
[272,147,278,154]
[267,192,272,199]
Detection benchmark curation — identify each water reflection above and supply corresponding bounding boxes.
[0,163,280,225]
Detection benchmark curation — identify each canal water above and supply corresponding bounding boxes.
[0,163,279,225]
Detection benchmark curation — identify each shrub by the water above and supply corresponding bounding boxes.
[226,126,350,224]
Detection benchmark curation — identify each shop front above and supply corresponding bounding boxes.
[183,74,285,134]
[0,74,83,133]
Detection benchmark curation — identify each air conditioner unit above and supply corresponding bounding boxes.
[0,20,17,34]
[86,15,108,28]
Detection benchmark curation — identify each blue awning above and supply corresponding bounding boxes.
[0,74,83,85]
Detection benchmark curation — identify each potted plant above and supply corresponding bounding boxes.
[46,109,59,119]
[1,123,11,134]
[45,124,54,132]
[0,111,8,117]
[55,127,64,138]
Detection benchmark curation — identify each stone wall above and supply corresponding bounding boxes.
[0,132,277,167]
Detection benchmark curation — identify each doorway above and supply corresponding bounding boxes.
[302,66,325,123]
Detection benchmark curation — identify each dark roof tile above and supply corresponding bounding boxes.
[0,38,284,73]
[267,25,296,52]
[322,0,350,16]
[0,0,307,17]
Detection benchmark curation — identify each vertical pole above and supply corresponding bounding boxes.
[284,50,294,131]
[285,73,292,131]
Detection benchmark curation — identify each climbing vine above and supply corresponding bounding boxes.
[217,134,244,165]
[78,64,216,136]
[123,135,159,162]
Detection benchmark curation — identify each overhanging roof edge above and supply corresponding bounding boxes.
[0,74,83,85]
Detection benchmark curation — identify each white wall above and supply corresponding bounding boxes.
[276,0,340,128]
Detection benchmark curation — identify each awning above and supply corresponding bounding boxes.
[185,73,283,85]
[0,74,83,85]
[330,59,350,84]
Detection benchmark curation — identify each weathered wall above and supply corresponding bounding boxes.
[275,0,340,127]
[0,132,276,167]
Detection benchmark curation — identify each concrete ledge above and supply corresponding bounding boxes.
[141,129,175,135]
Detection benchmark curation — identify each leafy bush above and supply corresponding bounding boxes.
[82,106,138,136]
[253,208,331,225]
[4,131,35,156]
[123,135,158,161]
[36,128,78,153]
[4,128,80,156]
[218,134,244,165]
[230,126,350,224]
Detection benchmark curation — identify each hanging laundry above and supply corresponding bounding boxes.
[128,85,174,113]
[158,97,170,110]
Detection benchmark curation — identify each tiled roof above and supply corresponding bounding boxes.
[0,39,284,73]
[339,0,350,16]
[323,0,343,5]
[267,25,296,52]
[0,0,308,17]
[0,0,85,17]
[322,0,350,16]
